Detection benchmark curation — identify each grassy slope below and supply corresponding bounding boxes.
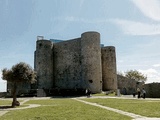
[83,98,160,117]
[0,99,131,120]
[0,99,12,106]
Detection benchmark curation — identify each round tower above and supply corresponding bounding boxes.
[101,46,117,91]
[81,31,102,93]
[35,40,53,90]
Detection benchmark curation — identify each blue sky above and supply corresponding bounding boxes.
[1,0,160,92]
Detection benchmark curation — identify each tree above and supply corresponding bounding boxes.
[124,70,147,82]
[2,62,36,107]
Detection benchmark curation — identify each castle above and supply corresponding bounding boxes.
[34,31,117,96]
[4,32,159,98]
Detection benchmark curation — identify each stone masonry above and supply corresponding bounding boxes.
[34,31,118,96]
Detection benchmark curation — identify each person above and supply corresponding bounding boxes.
[86,89,91,97]
[137,88,141,99]
[142,88,146,99]
[133,91,136,98]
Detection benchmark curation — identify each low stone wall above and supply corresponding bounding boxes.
[0,92,7,98]
[117,75,144,95]
[117,75,137,95]
[144,83,160,98]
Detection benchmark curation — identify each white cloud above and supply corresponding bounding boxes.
[0,70,2,80]
[0,71,6,83]
[139,68,160,83]
[131,0,160,21]
[0,70,7,92]
[117,60,124,63]
[63,16,107,24]
[139,68,158,74]
[112,19,160,35]
[153,64,160,67]
[65,16,77,22]
[0,71,4,83]
[117,68,160,83]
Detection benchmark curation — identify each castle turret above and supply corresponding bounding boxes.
[35,39,53,93]
[81,32,102,93]
[101,46,117,91]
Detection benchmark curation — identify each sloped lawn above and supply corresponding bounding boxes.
[0,98,131,120]
[82,98,160,117]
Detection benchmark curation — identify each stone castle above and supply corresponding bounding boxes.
[34,31,117,96]
[4,31,159,98]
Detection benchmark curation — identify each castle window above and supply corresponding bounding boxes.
[39,43,42,47]
[89,80,93,83]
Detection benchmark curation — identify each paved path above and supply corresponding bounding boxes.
[0,111,8,116]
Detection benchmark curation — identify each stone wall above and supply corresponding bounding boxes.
[7,82,31,96]
[53,38,83,89]
[102,46,117,91]
[117,75,144,95]
[33,31,116,96]
[0,92,7,98]
[81,32,102,93]
[144,83,160,98]
[117,75,137,95]
[10,31,158,97]
[53,32,102,93]
[35,40,54,89]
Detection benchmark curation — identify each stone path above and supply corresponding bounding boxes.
[0,111,8,116]
[20,99,30,105]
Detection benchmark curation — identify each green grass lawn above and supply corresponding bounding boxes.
[93,92,116,96]
[1,97,160,120]
[0,99,12,106]
[0,98,132,120]
[82,98,160,117]
[0,99,24,106]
